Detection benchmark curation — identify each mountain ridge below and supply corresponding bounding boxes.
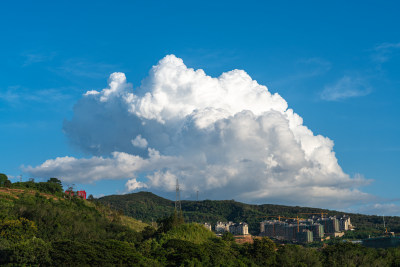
[98,191,400,237]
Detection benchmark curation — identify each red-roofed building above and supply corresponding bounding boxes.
[65,190,87,199]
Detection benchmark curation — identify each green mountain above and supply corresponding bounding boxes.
[98,191,400,237]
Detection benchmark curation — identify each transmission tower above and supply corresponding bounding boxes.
[175,178,181,212]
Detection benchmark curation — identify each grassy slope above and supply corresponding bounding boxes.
[159,223,216,245]
[0,188,149,236]
[98,191,400,236]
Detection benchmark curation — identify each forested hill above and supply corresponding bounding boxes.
[0,178,151,265]
[98,191,400,236]
[3,176,400,265]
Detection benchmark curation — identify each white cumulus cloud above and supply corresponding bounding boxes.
[26,55,371,209]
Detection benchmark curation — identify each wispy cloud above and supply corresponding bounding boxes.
[371,42,400,64]
[22,52,56,66]
[297,57,332,75]
[0,86,73,105]
[320,76,372,101]
[53,59,120,79]
[268,57,331,89]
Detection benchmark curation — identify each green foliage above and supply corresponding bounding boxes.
[156,211,184,234]
[247,237,277,266]
[11,178,64,195]
[162,239,204,266]
[0,217,37,241]
[3,180,11,188]
[50,240,153,266]
[222,231,235,242]
[48,177,62,185]
[321,242,395,266]
[159,223,215,245]
[0,173,8,187]
[277,244,322,267]
[2,237,51,265]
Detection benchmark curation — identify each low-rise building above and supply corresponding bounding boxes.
[229,222,249,235]
[259,215,352,243]
[215,221,233,233]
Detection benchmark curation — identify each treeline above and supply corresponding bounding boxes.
[0,173,64,196]
[98,191,400,237]
[2,208,400,265]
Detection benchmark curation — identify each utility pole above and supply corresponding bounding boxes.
[196,190,199,201]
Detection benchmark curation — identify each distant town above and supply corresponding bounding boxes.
[203,214,353,243]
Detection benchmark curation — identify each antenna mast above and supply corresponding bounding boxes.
[175,178,181,212]
[383,214,386,229]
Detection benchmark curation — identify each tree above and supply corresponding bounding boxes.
[4,238,51,265]
[248,237,277,266]
[0,173,8,187]
[0,218,37,241]
[4,180,11,188]
[277,244,322,267]
[221,232,235,242]
[48,177,62,185]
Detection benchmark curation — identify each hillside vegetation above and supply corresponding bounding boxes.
[98,191,400,238]
[2,174,400,266]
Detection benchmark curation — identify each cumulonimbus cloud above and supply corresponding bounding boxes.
[25,55,371,208]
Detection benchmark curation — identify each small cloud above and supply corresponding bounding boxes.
[131,135,148,149]
[320,76,372,101]
[125,178,148,192]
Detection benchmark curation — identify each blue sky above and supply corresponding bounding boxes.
[1,1,399,215]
